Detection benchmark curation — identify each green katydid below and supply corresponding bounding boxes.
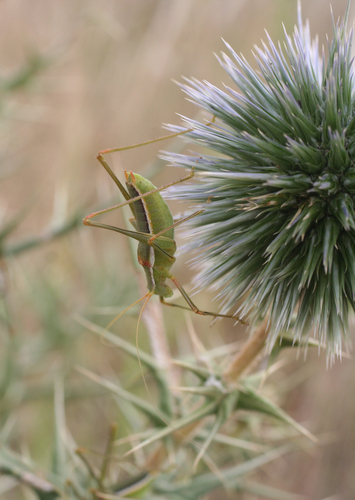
[83,134,246,324]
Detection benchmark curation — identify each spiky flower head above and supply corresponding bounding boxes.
[166,3,354,355]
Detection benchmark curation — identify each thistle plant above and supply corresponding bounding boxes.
[166,2,354,358]
[4,5,355,500]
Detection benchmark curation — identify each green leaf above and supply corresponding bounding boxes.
[238,382,316,442]
[0,446,61,499]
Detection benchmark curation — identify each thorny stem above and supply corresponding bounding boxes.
[75,448,100,484]
[3,209,84,257]
[138,277,179,389]
[99,423,117,487]
[223,318,269,384]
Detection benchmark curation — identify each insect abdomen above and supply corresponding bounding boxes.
[126,172,174,240]
[126,183,150,235]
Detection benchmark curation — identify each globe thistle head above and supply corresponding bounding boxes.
[165,3,354,355]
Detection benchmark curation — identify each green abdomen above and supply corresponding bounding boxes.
[126,173,176,298]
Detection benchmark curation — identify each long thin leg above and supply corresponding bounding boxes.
[98,129,193,157]
[85,210,204,261]
[94,115,216,205]
[148,210,203,244]
[162,277,247,325]
[82,220,175,260]
[96,154,131,201]
[83,170,195,223]
[97,115,216,158]
[95,131,198,203]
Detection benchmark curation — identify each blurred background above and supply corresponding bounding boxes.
[0,0,354,498]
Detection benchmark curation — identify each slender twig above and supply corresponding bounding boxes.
[99,423,117,487]
[139,277,179,388]
[75,448,100,484]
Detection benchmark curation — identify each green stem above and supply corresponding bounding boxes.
[99,423,117,487]
[123,398,222,459]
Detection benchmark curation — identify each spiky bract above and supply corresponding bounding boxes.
[165,4,354,354]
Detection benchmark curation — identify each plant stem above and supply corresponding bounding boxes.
[139,278,179,388]
[223,318,269,384]
[99,423,117,487]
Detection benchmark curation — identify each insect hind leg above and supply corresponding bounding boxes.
[161,278,248,325]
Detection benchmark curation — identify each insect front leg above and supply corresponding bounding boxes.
[86,115,217,226]
[83,171,197,227]
[94,126,196,196]
[147,209,204,244]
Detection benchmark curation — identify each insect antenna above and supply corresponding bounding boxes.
[133,295,226,472]
[99,294,150,345]
[135,292,153,369]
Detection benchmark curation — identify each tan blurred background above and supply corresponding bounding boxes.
[0,1,354,499]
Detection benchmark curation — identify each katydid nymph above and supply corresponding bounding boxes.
[83,135,246,324]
